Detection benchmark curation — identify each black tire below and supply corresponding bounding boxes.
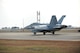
[43,32,46,35]
[52,32,55,35]
[34,32,36,35]
[78,30,80,32]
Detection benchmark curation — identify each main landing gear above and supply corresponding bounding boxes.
[34,32,36,35]
[52,32,55,35]
[43,31,55,35]
[33,31,55,35]
[43,32,46,35]
[34,32,46,35]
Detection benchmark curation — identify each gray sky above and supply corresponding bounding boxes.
[0,0,80,28]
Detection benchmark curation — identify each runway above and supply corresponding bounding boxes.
[0,32,80,41]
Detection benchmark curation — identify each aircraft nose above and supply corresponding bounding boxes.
[25,26,35,29]
[24,26,30,29]
[26,26,29,29]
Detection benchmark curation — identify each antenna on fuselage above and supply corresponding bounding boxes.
[37,11,40,23]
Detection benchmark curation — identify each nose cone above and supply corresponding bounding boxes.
[24,26,30,29]
[24,26,31,29]
[24,25,35,29]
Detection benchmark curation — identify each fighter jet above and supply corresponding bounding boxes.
[25,15,67,35]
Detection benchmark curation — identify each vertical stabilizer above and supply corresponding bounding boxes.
[49,15,57,27]
[58,15,66,24]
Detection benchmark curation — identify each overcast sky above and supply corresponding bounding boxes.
[0,0,80,28]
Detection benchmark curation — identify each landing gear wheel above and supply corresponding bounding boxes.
[52,32,55,35]
[43,32,46,35]
[34,32,36,35]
